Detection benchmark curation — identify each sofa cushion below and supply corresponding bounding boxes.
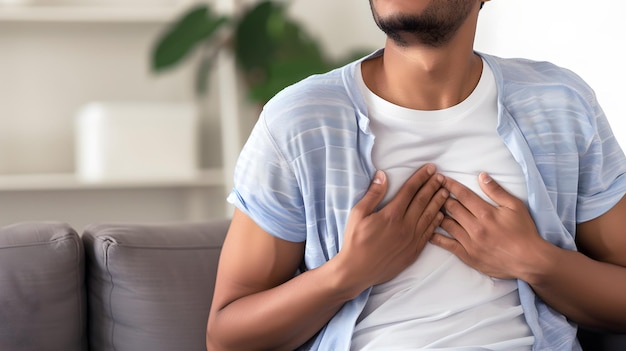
[0,222,86,351]
[83,220,229,351]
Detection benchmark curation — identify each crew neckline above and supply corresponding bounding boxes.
[356,58,494,124]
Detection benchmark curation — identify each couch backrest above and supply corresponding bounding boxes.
[0,220,229,351]
[83,220,230,351]
[0,222,87,351]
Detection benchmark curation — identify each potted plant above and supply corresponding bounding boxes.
[151,0,367,104]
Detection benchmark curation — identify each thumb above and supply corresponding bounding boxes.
[353,170,388,217]
[478,172,519,209]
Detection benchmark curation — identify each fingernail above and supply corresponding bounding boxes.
[426,164,435,175]
[373,170,385,185]
[481,172,493,184]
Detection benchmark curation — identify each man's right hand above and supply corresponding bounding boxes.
[207,164,447,351]
[334,164,448,299]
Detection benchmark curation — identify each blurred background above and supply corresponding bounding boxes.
[0,0,623,230]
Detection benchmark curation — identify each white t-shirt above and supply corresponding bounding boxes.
[351,60,535,350]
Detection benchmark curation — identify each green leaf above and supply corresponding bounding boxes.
[234,1,282,73]
[150,0,376,106]
[151,5,228,72]
[248,56,333,103]
[235,0,333,102]
[272,20,324,63]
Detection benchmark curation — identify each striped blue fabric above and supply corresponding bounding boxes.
[227,50,626,350]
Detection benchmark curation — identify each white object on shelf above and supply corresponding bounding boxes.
[75,101,198,183]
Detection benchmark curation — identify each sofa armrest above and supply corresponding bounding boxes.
[0,222,86,351]
[82,219,230,351]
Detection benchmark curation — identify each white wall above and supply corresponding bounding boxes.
[0,14,226,228]
[289,0,384,60]
[475,0,626,148]
[0,22,206,175]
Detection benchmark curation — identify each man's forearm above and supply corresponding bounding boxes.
[207,258,359,351]
[523,243,626,331]
[207,166,447,350]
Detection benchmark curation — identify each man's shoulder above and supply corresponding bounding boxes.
[264,65,355,114]
[483,54,594,94]
[485,54,602,155]
[259,63,361,136]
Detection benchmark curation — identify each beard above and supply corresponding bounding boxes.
[369,0,475,47]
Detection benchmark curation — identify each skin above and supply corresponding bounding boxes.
[431,174,626,331]
[363,0,483,111]
[207,167,448,350]
[370,0,476,47]
[207,0,626,349]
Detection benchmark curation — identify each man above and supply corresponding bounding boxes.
[206,0,626,350]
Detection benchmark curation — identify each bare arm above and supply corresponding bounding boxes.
[431,174,626,331]
[543,195,626,330]
[207,165,448,350]
[206,209,344,351]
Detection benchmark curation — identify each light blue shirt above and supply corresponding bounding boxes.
[228,50,626,350]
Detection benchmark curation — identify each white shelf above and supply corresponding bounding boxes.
[0,168,224,191]
[0,2,194,23]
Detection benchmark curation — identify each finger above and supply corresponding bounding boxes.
[442,175,492,216]
[439,215,470,244]
[478,172,523,210]
[413,188,448,234]
[386,164,437,214]
[352,170,389,218]
[443,197,477,231]
[414,211,445,252]
[410,182,448,228]
[430,232,469,262]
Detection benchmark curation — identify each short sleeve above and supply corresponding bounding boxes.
[227,111,307,242]
[576,101,626,223]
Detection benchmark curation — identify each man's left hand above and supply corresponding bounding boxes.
[430,172,550,280]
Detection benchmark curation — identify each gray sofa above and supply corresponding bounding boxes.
[0,220,624,351]
[0,220,229,351]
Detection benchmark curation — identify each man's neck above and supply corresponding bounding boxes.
[361,12,483,111]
